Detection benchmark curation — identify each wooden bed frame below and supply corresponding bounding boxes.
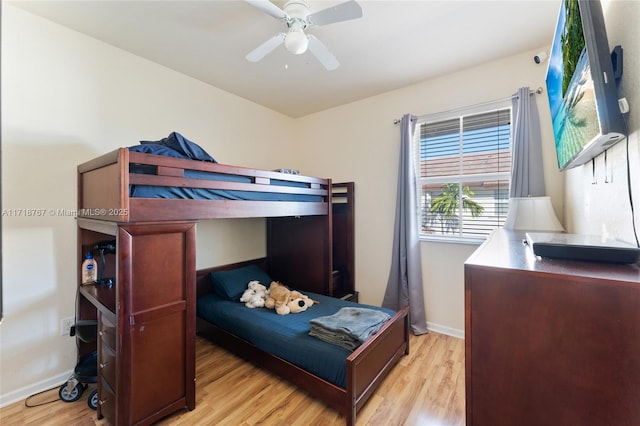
[195,259,410,426]
[77,147,332,222]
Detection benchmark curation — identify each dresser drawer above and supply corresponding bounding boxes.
[98,313,116,351]
[100,342,117,390]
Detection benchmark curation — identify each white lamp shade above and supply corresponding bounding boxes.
[503,196,564,232]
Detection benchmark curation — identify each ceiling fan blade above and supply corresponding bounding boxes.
[308,0,362,26]
[245,0,289,20]
[246,33,286,62]
[307,35,339,71]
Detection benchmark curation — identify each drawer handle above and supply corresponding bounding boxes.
[99,331,104,336]
[99,362,109,369]
[99,399,107,406]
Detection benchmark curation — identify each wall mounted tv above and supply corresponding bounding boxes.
[545,0,626,171]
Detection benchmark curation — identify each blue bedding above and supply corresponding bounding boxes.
[130,168,321,201]
[196,292,396,388]
[128,136,322,202]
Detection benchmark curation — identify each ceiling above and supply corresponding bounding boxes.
[11,0,560,118]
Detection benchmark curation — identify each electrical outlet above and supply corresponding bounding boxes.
[61,317,75,336]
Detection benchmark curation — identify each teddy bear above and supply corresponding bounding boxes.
[239,280,269,308]
[264,281,317,315]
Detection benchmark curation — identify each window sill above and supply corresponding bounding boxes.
[419,235,485,245]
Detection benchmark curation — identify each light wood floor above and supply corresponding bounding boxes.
[0,332,465,425]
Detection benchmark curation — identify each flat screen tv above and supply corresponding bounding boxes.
[545,0,626,171]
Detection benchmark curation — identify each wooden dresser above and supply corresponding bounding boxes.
[464,229,640,426]
[77,218,196,425]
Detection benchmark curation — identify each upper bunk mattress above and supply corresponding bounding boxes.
[128,142,322,202]
[196,292,396,388]
[130,167,322,202]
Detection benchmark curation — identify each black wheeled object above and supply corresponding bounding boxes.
[59,320,99,410]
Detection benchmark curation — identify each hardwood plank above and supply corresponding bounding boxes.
[0,333,464,425]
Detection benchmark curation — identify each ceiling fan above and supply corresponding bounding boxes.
[244,0,363,71]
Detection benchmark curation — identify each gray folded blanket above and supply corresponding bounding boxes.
[309,307,391,351]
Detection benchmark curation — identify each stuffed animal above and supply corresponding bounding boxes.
[239,280,269,308]
[287,290,316,313]
[265,281,317,315]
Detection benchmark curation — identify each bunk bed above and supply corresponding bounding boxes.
[76,144,409,425]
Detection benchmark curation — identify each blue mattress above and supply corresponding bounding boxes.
[130,168,322,202]
[128,139,322,202]
[196,292,396,388]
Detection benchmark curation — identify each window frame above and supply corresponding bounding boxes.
[414,99,513,244]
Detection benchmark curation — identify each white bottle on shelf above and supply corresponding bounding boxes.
[81,251,98,284]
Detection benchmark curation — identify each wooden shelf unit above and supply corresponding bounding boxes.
[76,218,196,425]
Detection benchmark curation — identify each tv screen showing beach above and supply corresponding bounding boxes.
[546,0,600,170]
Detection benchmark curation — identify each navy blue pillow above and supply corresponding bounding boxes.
[128,143,186,158]
[210,264,273,302]
[140,132,217,163]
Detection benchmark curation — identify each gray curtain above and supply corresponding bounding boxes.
[382,114,428,335]
[510,87,545,197]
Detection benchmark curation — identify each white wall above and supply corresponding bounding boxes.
[294,48,562,336]
[1,4,296,406]
[563,0,639,243]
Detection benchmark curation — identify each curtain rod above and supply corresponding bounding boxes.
[393,86,543,125]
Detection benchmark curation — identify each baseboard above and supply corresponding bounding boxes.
[0,370,73,408]
[427,321,464,339]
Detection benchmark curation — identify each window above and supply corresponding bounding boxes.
[415,101,512,242]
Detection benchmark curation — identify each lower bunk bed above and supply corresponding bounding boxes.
[195,259,410,426]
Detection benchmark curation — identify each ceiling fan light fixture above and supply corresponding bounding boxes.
[284,26,308,54]
[245,0,363,70]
